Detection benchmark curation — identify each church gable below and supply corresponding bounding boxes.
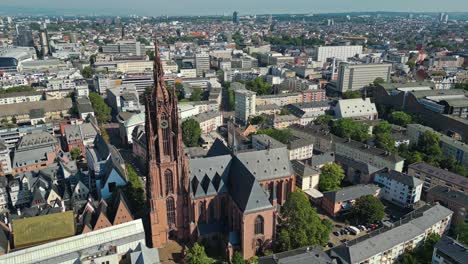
[93,212,112,231]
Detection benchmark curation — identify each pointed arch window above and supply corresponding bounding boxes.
[165,169,174,195]
[254,215,264,235]
[166,197,176,226]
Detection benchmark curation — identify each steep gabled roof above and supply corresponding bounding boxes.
[228,158,272,213]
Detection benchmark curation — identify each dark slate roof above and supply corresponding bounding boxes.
[373,168,423,188]
[205,138,231,157]
[228,158,272,213]
[100,155,127,188]
[189,154,231,199]
[310,152,335,168]
[428,186,468,207]
[236,147,293,181]
[323,184,380,203]
[259,246,333,264]
[434,236,468,264]
[291,160,320,178]
[409,162,468,189]
[335,154,380,175]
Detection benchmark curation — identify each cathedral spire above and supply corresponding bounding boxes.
[152,40,170,103]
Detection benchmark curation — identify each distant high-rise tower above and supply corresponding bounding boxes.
[439,13,445,22]
[268,14,273,24]
[121,24,125,39]
[15,25,34,47]
[233,11,239,24]
[39,24,51,57]
[443,14,449,23]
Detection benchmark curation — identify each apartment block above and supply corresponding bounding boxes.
[315,45,363,63]
[330,204,452,264]
[337,63,391,92]
[235,89,256,124]
[408,162,468,195]
[373,168,423,208]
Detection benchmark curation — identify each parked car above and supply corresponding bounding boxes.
[326,242,334,248]
[348,226,360,235]
[333,231,340,236]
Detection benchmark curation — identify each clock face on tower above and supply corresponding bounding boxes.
[160,119,169,129]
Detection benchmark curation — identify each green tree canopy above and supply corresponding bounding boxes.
[331,118,369,142]
[373,77,385,86]
[351,195,385,225]
[190,88,203,101]
[232,252,245,264]
[342,90,362,99]
[314,114,333,125]
[318,163,345,192]
[256,128,293,144]
[373,121,392,135]
[389,111,412,127]
[249,115,267,125]
[182,118,202,147]
[454,223,468,245]
[186,243,213,264]
[70,147,82,160]
[375,132,396,152]
[89,93,111,124]
[277,191,332,252]
[245,77,272,95]
[122,164,145,217]
[81,65,93,79]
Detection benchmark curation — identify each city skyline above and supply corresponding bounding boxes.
[1,0,468,16]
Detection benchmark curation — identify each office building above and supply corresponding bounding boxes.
[0,47,36,72]
[15,25,34,47]
[233,11,239,24]
[315,45,363,63]
[195,52,210,77]
[337,63,392,92]
[39,25,51,57]
[101,40,146,56]
[235,89,256,124]
[330,204,452,264]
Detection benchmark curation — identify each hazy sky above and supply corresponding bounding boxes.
[2,0,468,16]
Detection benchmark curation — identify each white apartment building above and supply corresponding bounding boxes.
[0,91,43,105]
[330,204,452,264]
[191,111,223,134]
[337,63,392,92]
[0,141,12,176]
[373,169,423,208]
[315,45,363,63]
[334,98,378,120]
[235,89,256,124]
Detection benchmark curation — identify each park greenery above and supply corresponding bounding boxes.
[231,252,244,264]
[190,87,204,101]
[256,128,293,144]
[182,118,202,147]
[351,195,385,225]
[331,118,369,142]
[277,190,332,252]
[89,92,112,124]
[318,163,345,192]
[186,242,213,264]
[373,121,396,152]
